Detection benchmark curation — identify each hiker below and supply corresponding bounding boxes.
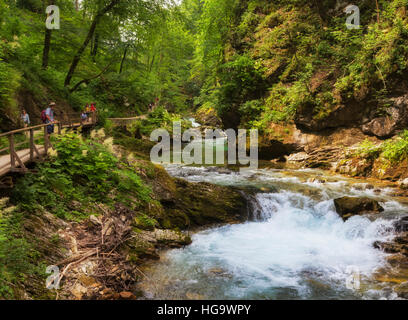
[81,111,88,124]
[21,109,30,128]
[85,104,91,115]
[90,103,96,113]
[44,102,56,135]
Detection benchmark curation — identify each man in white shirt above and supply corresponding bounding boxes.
[45,102,56,134]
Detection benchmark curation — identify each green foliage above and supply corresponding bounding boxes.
[0,200,35,298]
[140,106,191,136]
[353,131,408,164]
[133,214,158,231]
[190,0,408,130]
[13,133,151,221]
[354,139,383,160]
[0,57,21,121]
[382,131,408,163]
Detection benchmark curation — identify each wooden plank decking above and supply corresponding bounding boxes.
[0,145,45,177]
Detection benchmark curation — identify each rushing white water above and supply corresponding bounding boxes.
[140,166,406,300]
[187,118,202,128]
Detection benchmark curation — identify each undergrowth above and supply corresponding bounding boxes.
[12,131,151,221]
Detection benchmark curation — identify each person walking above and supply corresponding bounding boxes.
[21,109,30,128]
[45,102,56,135]
[81,111,88,124]
[89,103,96,123]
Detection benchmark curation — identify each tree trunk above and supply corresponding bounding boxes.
[64,0,121,87]
[42,0,53,69]
[75,0,79,11]
[42,28,52,69]
[119,45,129,74]
[375,0,380,24]
[92,33,99,59]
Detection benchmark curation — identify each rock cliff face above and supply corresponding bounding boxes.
[294,102,369,133]
[144,163,249,229]
[362,94,408,138]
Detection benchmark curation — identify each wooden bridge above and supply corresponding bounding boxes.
[0,112,97,182]
[107,115,147,126]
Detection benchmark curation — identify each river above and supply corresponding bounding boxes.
[137,164,407,300]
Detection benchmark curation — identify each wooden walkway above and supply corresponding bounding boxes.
[0,145,45,177]
[107,115,147,126]
[0,112,147,184]
[0,113,98,182]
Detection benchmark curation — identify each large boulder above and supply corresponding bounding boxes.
[294,103,367,132]
[394,216,408,233]
[258,140,298,161]
[195,107,223,128]
[334,197,384,221]
[164,178,248,229]
[362,94,408,138]
[145,164,248,229]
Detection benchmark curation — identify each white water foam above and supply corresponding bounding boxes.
[162,191,396,299]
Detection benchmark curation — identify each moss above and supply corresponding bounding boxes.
[165,179,248,229]
[133,214,158,231]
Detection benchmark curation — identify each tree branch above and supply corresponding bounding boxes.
[69,61,114,93]
[64,0,121,87]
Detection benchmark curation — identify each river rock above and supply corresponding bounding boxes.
[362,94,408,138]
[152,168,249,229]
[333,197,384,221]
[195,107,222,128]
[395,282,408,299]
[258,140,297,161]
[287,152,310,163]
[399,178,408,190]
[373,241,406,255]
[295,103,367,132]
[119,291,137,300]
[307,177,326,184]
[186,292,205,300]
[152,229,192,248]
[394,217,408,233]
[208,268,225,275]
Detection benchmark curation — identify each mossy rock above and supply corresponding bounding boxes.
[133,214,158,231]
[334,197,384,221]
[195,107,222,127]
[162,178,248,229]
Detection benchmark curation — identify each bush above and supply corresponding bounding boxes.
[0,58,21,122]
[13,132,151,220]
[382,130,408,163]
[0,200,35,298]
[354,139,383,160]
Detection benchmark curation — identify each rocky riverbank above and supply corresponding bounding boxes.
[43,161,248,300]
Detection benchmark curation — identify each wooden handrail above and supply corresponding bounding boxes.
[0,122,61,138]
[0,112,99,178]
[107,116,143,121]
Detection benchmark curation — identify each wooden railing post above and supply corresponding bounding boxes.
[30,129,34,161]
[9,134,15,170]
[58,122,61,135]
[44,125,49,155]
